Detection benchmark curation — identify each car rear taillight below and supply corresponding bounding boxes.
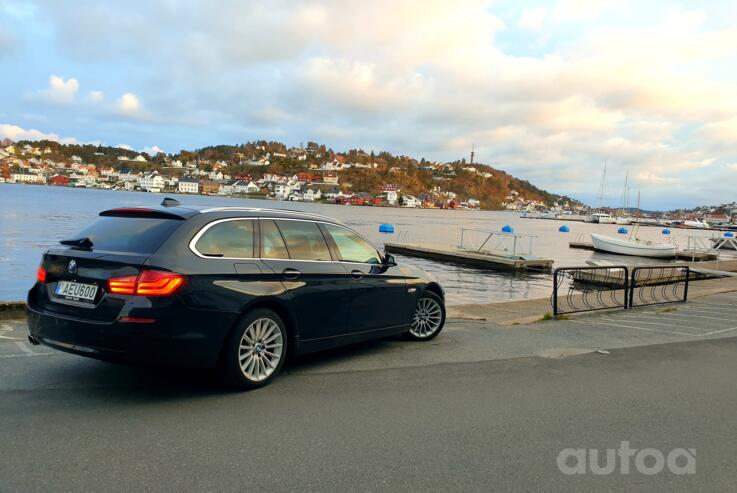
[108,275,137,295]
[36,266,47,283]
[107,270,186,297]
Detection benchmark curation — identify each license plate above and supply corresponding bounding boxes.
[55,281,99,302]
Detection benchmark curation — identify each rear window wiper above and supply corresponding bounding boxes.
[60,237,94,250]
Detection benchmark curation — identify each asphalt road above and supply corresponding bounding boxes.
[2,323,737,492]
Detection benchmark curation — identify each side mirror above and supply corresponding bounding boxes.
[384,253,397,267]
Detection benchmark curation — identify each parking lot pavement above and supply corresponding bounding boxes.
[3,294,737,491]
[560,292,737,339]
[3,324,737,491]
[3,291,737,386]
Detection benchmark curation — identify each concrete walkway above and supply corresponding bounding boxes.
[447,276,737,324]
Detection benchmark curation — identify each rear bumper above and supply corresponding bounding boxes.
[26,303,237,368]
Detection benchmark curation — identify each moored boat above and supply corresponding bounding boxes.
[590,233,677,258]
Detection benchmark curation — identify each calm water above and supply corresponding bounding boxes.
[0,183,725,304]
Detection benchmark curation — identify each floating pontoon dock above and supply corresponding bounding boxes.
[569,241,718,261]
[384,242,554,271]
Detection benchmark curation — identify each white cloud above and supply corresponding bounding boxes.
[27,75,79,104]
[142,145,164,154]
[87,90,104,103]
[0,123,88,144]
[117,144,133,150]
[7,0,737,207]
[114,92,148,119]
[518,8,546,31]
[553,0,616,22]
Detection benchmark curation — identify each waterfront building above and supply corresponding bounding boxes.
[10,170,45,184]
[178,177,200,194]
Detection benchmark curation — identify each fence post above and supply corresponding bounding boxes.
[624,267,630,309]
[683,266,690,302]
[553,269,559,318]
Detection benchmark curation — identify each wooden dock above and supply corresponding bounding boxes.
[384,242,554,271]
[568,241,719,261]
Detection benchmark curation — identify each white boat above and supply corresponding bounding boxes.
[615,216,633,225]
[684,219,708,229]
[591,233,677,258]
[586,212,616,224]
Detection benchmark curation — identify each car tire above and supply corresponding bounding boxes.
[406,291,446,341]
[217,308,288,390]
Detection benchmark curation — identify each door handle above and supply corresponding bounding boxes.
[282,268,301,280]
[350,270,364,279]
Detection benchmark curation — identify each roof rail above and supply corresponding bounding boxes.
[198,206,333,220]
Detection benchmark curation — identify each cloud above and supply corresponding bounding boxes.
[518,8,546,31]
[86,90,104,103]
[114,92,147,119]
[5,0,737,208]
[117,144,133,150]
[27,75,79,104]
[0,123,90,144]
[142,145,164,154]
[552,0,617,22]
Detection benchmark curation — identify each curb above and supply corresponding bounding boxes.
[0,301,26,320]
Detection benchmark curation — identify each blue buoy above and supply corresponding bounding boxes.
[501,225,514,233]
[379,223,395,234]
[725,232,735,238]
[618,227,628,234]
[662,229,671,235]
[559,225,570,233]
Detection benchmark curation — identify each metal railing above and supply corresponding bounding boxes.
[552,266,630,316]
[629,265,690,308]
[458,228,538,258]
[552,265,691,317]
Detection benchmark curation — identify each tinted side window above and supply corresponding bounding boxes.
[324,224,382,264]
[260,220,289,259]
[195,220,254,258]
[275,220,332,261]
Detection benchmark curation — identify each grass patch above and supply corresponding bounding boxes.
[539,312,570,322]
[657,307,678,314]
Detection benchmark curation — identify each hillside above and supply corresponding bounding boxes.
[10,139,578,209]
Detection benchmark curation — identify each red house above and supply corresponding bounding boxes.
[49,175,70,186]
[348,195,364,206]
[297,172,316,183]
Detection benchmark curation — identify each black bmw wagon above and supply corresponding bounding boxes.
[27,201,446,388]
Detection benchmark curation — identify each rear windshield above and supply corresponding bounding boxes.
[70,216,182,254]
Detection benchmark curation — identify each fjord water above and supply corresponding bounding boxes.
[0,184,719,304]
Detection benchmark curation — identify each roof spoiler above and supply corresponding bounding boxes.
[99,207,186,220]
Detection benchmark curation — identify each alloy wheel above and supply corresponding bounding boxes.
[238,318,284,382]
[410,297,443,338]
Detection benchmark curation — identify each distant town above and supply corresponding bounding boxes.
[0,138,577,211]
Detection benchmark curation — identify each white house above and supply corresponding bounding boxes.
[138,172,166,191]
[303,188,322,201]
[178,177,200,194]
[10,171,45,183]
[233,181,260,194]
[274,183,299,200]
[401,195,420,208]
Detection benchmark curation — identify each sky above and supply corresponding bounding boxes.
[1,0,736,209]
